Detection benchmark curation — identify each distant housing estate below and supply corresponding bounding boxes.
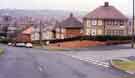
[0,2,132,43]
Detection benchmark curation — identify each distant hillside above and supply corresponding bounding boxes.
[0,9,86,18]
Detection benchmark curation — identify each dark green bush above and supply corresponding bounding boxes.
[0,38,9,44]
[32,35,134,44]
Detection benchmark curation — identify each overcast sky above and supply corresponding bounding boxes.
[0,0,132,15]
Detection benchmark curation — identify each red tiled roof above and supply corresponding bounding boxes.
[59,13,83,28]
[22,26,32,34]
[84,2,128,20]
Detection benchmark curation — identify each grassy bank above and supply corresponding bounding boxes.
[112,60,135,71]
[0,48,4,55]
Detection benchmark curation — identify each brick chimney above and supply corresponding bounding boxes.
[104,2,109,7]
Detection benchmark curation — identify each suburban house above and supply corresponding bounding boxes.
[13,26,32,43]
[0,15,12,36]
[55,13,83,39]
[31,22,55,41]
[83,2,128,36]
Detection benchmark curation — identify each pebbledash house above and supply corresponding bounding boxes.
[55,13,83,39]
[83,2,128,36]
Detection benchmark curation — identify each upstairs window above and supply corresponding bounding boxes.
[98,20,103,25]
[114,21,118,26]
[120,21,124,26]
[91,20,97,25]
[108,20,112,25]
[86,20,91,27]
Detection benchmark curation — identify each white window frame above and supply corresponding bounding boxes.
[98,20,103,25]
[91,20,97,25]
[87,20,91,27]
[120,21,124,26]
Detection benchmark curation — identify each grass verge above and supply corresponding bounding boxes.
[112,60,135,72]
[0,48,4,55]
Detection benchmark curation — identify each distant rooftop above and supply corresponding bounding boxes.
[58,13,83,28]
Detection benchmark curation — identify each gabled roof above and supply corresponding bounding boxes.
[59,13,83,28]
[84,2,128,20]
[22,26,32,34]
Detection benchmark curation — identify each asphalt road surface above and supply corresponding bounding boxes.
[0,44,134,78]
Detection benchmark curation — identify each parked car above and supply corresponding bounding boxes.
[8,43,12,46]
[25,43,33,48]
[16,43,26,47]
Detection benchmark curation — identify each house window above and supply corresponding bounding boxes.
[119,30,124,35]
[86,29,90,35]
[97,29,102,35]
[113,30,116,35]
[61,34,64,39]
[56,34,60,39]
[106,30,109,35]
[80,29,83,33]
[61,28,65,32]
[91,20,97,25]
[120,21,124,26]
[87,20,91,27]
[98,20,103,25]
[108,20,112,25]
[114,21,118,26]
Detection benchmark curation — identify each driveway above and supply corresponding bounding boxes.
[0,44,133,78]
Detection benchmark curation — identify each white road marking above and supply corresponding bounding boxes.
[67,55,110,68]
[39,66,43,71]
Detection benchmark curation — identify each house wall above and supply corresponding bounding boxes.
[42,31,54,40]
[84,19,104,36]
[55,28,65,39]
[65,28,83,38]
[104,20,128,36]
[84,19,128,36]
[31,31,54,41]
[55,27,83,39]
[16,34,31,43]
[31,26,54,41]
[31,32,39,41]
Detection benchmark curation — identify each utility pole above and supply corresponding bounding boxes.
[132,0,135,48]
[60,26,62,39]
[39,21,43,46]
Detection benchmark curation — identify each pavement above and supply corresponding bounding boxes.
[0,44,134,78]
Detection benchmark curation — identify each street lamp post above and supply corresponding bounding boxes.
[132,0,135,48]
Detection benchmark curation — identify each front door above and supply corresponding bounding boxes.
[91,29,96,36]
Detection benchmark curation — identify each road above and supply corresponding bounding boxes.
[60,44,135,61]
[0,44,134,78]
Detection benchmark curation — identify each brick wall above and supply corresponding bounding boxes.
[15,34,31,43]
[64,28,83,38]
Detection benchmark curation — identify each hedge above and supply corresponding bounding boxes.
[0,38,9,44]
[32,35,135,44]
